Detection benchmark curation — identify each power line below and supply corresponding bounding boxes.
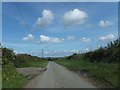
[42,49,44,58]
[14,2,31,32]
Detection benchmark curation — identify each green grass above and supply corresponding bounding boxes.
[2,62,27,88]
[30,60,48,68]
[54,59,118,88]
[2,74,27,88]
[2,60,48,88]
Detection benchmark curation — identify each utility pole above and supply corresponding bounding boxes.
[42,49,44,58]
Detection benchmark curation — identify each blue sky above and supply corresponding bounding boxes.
[2,0,120,2]
[2,2,118,57]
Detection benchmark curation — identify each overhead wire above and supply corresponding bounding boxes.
[13,3,54,57]
[14,2,31,33]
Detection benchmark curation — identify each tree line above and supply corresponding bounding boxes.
[67,38,120,63]
[2,47,46,67]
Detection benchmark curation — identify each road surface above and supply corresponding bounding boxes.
[25,61,96,88]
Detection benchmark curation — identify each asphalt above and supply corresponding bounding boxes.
[25,61,96,88]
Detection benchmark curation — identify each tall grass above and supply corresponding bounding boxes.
[55,59,118,88]
[2,62,27,88]
[2,60,48,88]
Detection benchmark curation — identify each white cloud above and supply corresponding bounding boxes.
[85,48,90,51]
[23,34,34,41]
[99,34,116,42]
[35,10,54,27]
[67,36,75,40]
[13,51,18,54]
[80,37,91,42]
[39,35,64,43]
[63,9,88,26]
[19,52,23,54]
[99,20,113,28]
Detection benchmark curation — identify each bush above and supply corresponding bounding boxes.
[1,47,48,88]
[83,38,120,63]
[2,51,27,88]
[2,48,15,66]
[14,54,32,67]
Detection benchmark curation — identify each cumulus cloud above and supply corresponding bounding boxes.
[67,36,75,40]
[99,20,113,28]
[99,34,116,42]
[23,34,34,41]
[63,9,88,26]
[80,37,91,42]
[85,48,90,52]
[35,10,54,27]
[13,51,18,54]
[39,35,64,43]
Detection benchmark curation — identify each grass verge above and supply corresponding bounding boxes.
[2,60,48,88]
[54,59,118,88]
[2,74,27,88]
[2,62,27,88]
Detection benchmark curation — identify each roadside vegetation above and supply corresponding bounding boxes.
[0,68,1,89]
[2,46,48,88]
[54,38,120,88]
[31,60,48,68]
[0,47,2,89]
[2,61,27,88]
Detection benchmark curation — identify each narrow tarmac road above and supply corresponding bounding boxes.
[25,61,96,88]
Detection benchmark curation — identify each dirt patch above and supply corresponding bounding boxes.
[77,69,94,77]
[17,67,47,80]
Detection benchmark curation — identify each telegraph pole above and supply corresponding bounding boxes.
[42,49,44,58]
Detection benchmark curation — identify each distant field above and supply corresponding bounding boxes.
[30,60,48,68]
[55,59,118,88]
